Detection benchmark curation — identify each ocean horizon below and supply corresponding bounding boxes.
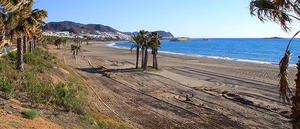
[107,38,300,66]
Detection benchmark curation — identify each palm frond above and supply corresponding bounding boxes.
[278,30,300,102]
[279,50,291,102]
[250,0,299,31]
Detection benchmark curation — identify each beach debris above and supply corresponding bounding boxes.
[185,94,194,102]
[222,92,254,105]
[10,105,17,109]
[7,111,12,114]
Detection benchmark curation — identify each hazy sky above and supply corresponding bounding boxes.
[34,0,300,38]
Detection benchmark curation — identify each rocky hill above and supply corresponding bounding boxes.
[43,21,174,39]
[42,21,119,34]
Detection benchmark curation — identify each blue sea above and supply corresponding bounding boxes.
[108,38,300,65]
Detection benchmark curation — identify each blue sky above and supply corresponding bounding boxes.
[34,0,300,38]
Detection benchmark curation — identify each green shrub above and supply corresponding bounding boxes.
[0,78,13,92]
[22,110,38,119]
[1,47,87,121]
[25,79,55,105]
[7,51,17,61]
[0,64,4,72]
[55,82,83,112]
[23,53,33,64]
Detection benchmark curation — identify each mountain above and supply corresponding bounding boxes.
[43,21,119,34]
[156,31,174,39]
[43,21,174,39]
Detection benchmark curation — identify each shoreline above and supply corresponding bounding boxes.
[51,41,294,128]
[106,42,291,66]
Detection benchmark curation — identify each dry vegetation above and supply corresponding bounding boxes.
[0,46,129,128]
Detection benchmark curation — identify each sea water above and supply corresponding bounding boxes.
[109,38,300,65]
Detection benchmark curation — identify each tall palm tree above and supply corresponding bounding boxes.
[15,24,25,71]
[4,1,33,71]
[6,0,47,71]
[250,0,300,128]
[131,33,142,69]
[26,9,47,52]
[149,32,162,69]
[139,30,149,69]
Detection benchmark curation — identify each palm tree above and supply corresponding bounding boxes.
[0,0,29,46]
[31,29,43,51]
[149,32,162,69]
[86,37,92,45]
[71,44,80,55]
[250,0,300,128]
[5,0,47,71]
[5,1,34,71]
[24,9,47,53]
[54,38,63,49]
[139,30,149,69]
[15,24,26,71]
[27,9,48,52]
[131,33,142,69]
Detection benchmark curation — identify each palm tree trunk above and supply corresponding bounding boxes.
[23,35,27,53]
[0,30,4,47]
[152,50,155,68]
[143,47,149,70]
[29,41,33,53]
[33,38,36,49]
[0,35,4,47]
[292,57,300,128]
[0,19,5,46]
[154,50,158,69]
[141,46,145,68]
[17,36,24,71]
[136,46,140,69]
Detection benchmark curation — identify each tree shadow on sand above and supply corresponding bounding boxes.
[76,66,138,75]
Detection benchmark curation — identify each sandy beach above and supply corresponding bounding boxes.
[50,41,295,129]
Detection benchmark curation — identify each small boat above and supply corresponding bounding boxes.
[203,38,208,41]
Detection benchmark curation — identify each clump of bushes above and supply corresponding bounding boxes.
[7,51,17,61]
[0,48,129,128]
[0,49,85,113]
[22,110,38,119]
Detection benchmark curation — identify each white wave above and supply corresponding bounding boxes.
[105,42,287,66]
[106,42,130,50]
[235,59,272,64]
[289,64,297,67]
[159,51,187,56]
[205,56,234,61]
[106,43,116,47]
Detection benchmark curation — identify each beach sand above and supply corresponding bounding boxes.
[50,41,295,129]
